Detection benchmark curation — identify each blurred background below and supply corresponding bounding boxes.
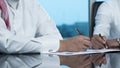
[37,0,105,68]
[37,0,89,38]
[36,0,106,38]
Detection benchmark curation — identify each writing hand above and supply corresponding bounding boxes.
[58,35,92,52]
[91,35,107,49]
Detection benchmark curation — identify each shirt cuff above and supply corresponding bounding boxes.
[31,38,60,53]
[21,41,41,53]
[40,39,60,53]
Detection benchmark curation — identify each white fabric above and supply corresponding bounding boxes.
[6,0,19,9]
[37,54,60,68]
[94,0,120,68]
[0,54,60,68]
[0,0,62,53]
[93,0,120,39]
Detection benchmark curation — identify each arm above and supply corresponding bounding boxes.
[29,0,63,53]
[0,0,62,54]
[94,2,113,38]
[92,2,113,49]
[0,18,42,53]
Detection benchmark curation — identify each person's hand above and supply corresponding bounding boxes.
[60,55,91,68]
[91,35,107,49]
[90,54,106,66]
[106,39,120,49]
[58,35,92,52]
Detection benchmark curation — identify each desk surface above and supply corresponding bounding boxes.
[0,52,120,68]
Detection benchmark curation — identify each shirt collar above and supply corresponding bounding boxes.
[6,0,20,9]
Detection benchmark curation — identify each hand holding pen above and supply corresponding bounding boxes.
[99,34,120,49]
[74,28,92,50]
[99,34,108,48]
[91,34,107,49]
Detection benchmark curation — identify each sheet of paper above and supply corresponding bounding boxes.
[45,49,120,56]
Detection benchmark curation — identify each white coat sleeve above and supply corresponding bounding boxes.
[93,2,113,38]
[0,0,63,54]
[30,0,63,53]
[0,18,42,53]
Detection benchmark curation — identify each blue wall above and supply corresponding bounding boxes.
[37,0,89,38]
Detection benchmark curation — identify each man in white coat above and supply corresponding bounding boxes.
[92,0,120,68]
[0,0,92,54]
[92,0,120,50]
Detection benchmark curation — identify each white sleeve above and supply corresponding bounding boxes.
[37,54,60,68]
[0,18,42,53]
[93,2,113,38]
[31,0,63,53]
[0,55,42,68]
[0,55,60,68]
[0,0,63,54]
[0,15,62,54]
[0,1,63,54]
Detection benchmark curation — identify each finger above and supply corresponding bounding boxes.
[91,38,104,49]
[94,39,105,49]
[81,61,91,67]
[83,55,91,61]
[91,39,98,49]
[97,56,106,66]
[79,55,90,63]
[80,35,90,40]
[75,40,90,50]
[93,54,105,64]
[97,36,108,48]
[91,54,103,61]
[102,37,107,41]
[80,45,88,51]
[82,40,92,47]
[77,44,89,51]
[94,35,106,44]
[102,57,107,64]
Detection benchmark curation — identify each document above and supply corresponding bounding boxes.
[46,49,120,56]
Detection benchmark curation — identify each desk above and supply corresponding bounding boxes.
[0,53,120,68]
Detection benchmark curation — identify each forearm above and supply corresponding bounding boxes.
[0,36,41,53]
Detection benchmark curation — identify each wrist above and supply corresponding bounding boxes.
[58,40,67,52]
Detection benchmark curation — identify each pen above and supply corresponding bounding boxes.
[99,34,104,40]
[75,28,82,35]
[75,28,93,50]
[99,34,107,48]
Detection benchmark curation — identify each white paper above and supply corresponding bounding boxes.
[46,49,120,56]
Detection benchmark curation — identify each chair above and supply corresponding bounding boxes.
[89,1,103,37]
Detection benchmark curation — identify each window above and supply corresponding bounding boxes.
[37,0,89,38]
